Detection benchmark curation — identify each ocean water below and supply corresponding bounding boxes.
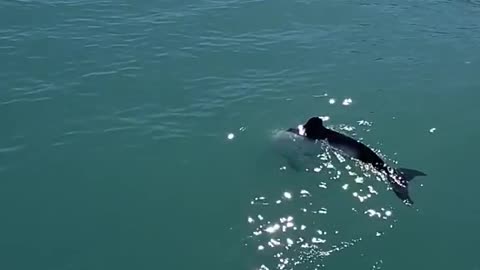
[1,0,480,269]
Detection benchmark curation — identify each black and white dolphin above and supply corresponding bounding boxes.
[287,116,426,205]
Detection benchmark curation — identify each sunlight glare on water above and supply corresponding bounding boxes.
[245,119,401,269]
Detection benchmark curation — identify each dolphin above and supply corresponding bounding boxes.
[286,116,427,205]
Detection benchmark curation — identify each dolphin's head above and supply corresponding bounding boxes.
[287,117,327,140]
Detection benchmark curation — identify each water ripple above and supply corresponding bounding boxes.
[1,97,52,106]
[54,103,198,143]
[0,145,25,153]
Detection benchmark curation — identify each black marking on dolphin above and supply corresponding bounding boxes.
[287,117,427,206]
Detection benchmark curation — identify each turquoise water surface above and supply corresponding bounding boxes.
[1,0,480,269]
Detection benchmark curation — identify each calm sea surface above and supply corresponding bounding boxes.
[1,0,480,269]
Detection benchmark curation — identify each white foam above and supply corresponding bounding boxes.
[342,98,352,106]
[298,125,305,136]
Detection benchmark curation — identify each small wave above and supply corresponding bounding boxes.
[0,145,25,153]
[81,70,118,78]
[1,96,52,105]
[102,126,138,133]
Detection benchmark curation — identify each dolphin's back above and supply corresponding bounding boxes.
[324,129,384,166]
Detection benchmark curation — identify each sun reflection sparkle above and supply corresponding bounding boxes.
[247,119,403,269]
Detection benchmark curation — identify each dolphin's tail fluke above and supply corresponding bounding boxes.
[390,168,427,206]
[397,168,427,181]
